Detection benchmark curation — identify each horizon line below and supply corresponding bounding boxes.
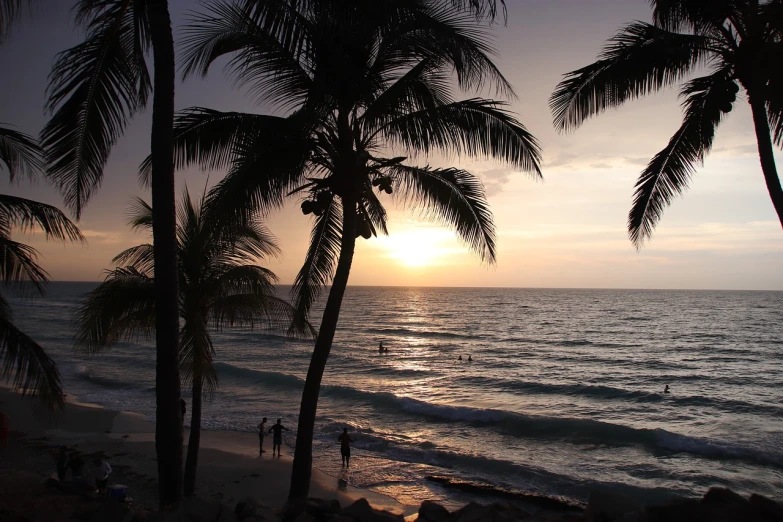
[44,281,783,293]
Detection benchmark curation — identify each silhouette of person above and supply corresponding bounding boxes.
[664,385,670,394]
[379,341,384,354]
[268,419,289,457]
[458,355,462,361]
[468,355,472,362]
[338,428,356,468]
[257,417,267,454]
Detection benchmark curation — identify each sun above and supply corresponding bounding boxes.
[375,229,457,267]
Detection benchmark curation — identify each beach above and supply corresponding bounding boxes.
[0,387,411,516]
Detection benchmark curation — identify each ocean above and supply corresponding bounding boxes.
[7,283,783,508]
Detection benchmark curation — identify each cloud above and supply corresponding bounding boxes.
[479,167,512,196]
[589,162,613,169]
[623,156,649,166]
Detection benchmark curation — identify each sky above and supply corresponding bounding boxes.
[1,0,782,290]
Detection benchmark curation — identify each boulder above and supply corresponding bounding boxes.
[293,513,317,522]
[177,496,223,522]
[748,494,783,521]
[418,501,450,522]
[451,502,531,522]
[701,488,748,508]
[306,498,342,520]
[585,491,642,522]
[235,497,268,521]
[341,498,404,522]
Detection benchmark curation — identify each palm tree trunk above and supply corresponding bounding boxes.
[147,0,182,508]
[183,378,203,497]
[288,194,358,503]
[749,95,783,229]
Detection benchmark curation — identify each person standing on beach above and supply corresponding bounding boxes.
[257,417,267,454]
[0,411,8,449]
[338,428,356,468]
[268,419,289,457]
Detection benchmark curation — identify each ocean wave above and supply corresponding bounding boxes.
[316,388,783,469]
[455,376,783,416]
[213,363,305,388]
[363,327,483,341]
[74,366,141,389]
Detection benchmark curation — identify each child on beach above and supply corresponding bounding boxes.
[257,417,267,454]
[268,419,289,457]
[93,457,112,493]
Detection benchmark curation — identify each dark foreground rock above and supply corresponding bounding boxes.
[585,487,783,522]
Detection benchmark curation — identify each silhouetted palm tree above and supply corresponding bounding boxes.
[41,0,182,505]
[0,125,82,409]
[74,187,312,496]
[551,0,783,247]
[175,0,541,501]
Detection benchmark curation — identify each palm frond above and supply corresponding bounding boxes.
[0,236,48,292]
[629,71,730,247]
[379,98,542,175]
[180,0,312,110]
[551,22,708,132]
[651,0,736,33]
[205,121,312,223]
[291,196,342,327]
[179,318,217,397]
[449,0,506,21]
[0,0,32,41]
[0,125,44,182]
[389,164,495,263]
[73,267,156,353]
[126,196,153,231]
[0,194,85,242]
[139,108,290,186]
[0,292,63,410]
[360,188,389,236]
[112,243,154,274]
[41,0,151,218]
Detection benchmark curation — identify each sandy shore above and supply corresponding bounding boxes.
[0,387,411,515]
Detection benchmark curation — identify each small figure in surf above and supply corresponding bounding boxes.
[458,355,462,361]
[379,341,384,354]
[268,419,289,457]
[664,385,670,394]
[468,355,472,362]
[338,428,356,468]
[257,417,267,454]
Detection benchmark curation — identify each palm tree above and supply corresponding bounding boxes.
[73,187,312,496]
[0,125,83,409]
[550,0,783,247]
[173,0,542,501]
[40,0,182,505]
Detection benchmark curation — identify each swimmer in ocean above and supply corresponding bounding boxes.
[664,385,670,393]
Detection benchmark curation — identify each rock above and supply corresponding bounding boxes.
[88,499,131,522]
[341,498,404,522]
[306,498,342,520]
[451,502,531,522]
[418,501,450,522]
[701,488,748,508]
[585,491,642,522]
[177,496,223,522]
[293,513,317,522]
[235,497,267,521]
[749,494,783,520]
